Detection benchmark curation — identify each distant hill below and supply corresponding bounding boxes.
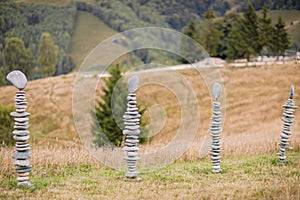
[265,10,300,49]
[69,11,118,68]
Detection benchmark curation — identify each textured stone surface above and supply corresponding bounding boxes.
[278,89,298,163]
[17,181,34,188]
[122,78,141,180]
[6,70,28,90]
[212,82,222,100]
[127,75,139,93]
[10,89,33,187]
[290,85,294,99]
[209,83,222,173]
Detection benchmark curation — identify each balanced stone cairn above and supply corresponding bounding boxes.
[278,85,298,163]
[210,82,223,173]
[122,75,142,181]
[6,70,33,188]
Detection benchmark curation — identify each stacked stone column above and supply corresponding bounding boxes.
[122,76,142,180]
[210,82,223,173]
[6,70,33,188]
[278,85,298,163]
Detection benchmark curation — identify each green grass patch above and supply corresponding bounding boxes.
[1,151,299,199]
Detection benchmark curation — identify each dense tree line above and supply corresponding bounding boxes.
[0,2,77,85]
[184,4,291,61]
[0,0,297,86]
[76,0,299,33]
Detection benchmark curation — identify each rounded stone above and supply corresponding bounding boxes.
[13,159,30,166]
[13,135,29,141]
[123,129,140,135]
[12,151,30,159]
[122,146,139,151]
[6,71,28,90]
[10,112,30,118]
[17,176,29,181]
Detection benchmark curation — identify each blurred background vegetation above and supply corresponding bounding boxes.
[0,0,299,86]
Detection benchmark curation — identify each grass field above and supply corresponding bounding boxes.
[0,145,299,199]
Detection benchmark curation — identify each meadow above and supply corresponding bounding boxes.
[0,63,300,199]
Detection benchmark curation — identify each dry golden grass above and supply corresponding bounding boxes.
[1,64,300,197]
[1,63,300,159]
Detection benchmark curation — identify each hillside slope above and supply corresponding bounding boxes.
[1,63,300,159]
[70,11,118,68]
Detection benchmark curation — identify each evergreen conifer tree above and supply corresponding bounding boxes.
[258,5,274,60]
[240,3,261,61]
[271,17,290,60]
[38,33,58,77]
[92,64,127,147]
[199,9,222,57]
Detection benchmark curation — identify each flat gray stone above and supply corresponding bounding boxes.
[16,143,30,148]
[125,171,139,178]
[15,101,27,105]
[124,111,139,115]
[124,156,140,161]
[123,129,140,135]
[16,105,27,110]
[14,125,29,130]
[6,70,28,90]
[124,125,140,130]
[125,139,139,143]
[17,176,29,181]
[15,121,28,126]
[127,152,138,157]
[127,107,138,112]
[13,159,30,166]
[211,155,221,160]
[127,96,136,101]
[122,146,139,151]
[280,133,289,139]
[124,122,139,126]
[10,112,30,118]
[17,181,34,188]
[16,168,32,173]
[13,135,29,141]
[125,118,140,123]
[12,151,30,159]
[123,114,140,120]
[16,146,31,151]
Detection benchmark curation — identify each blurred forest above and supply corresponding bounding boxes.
[0,0,299,85]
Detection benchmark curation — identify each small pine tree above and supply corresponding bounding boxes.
[38,32,58,77]
[240,3,261,61]
[225,21,247,60]
[92,64,128,147]
[92,64,148,147]
[0,104,14,147]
